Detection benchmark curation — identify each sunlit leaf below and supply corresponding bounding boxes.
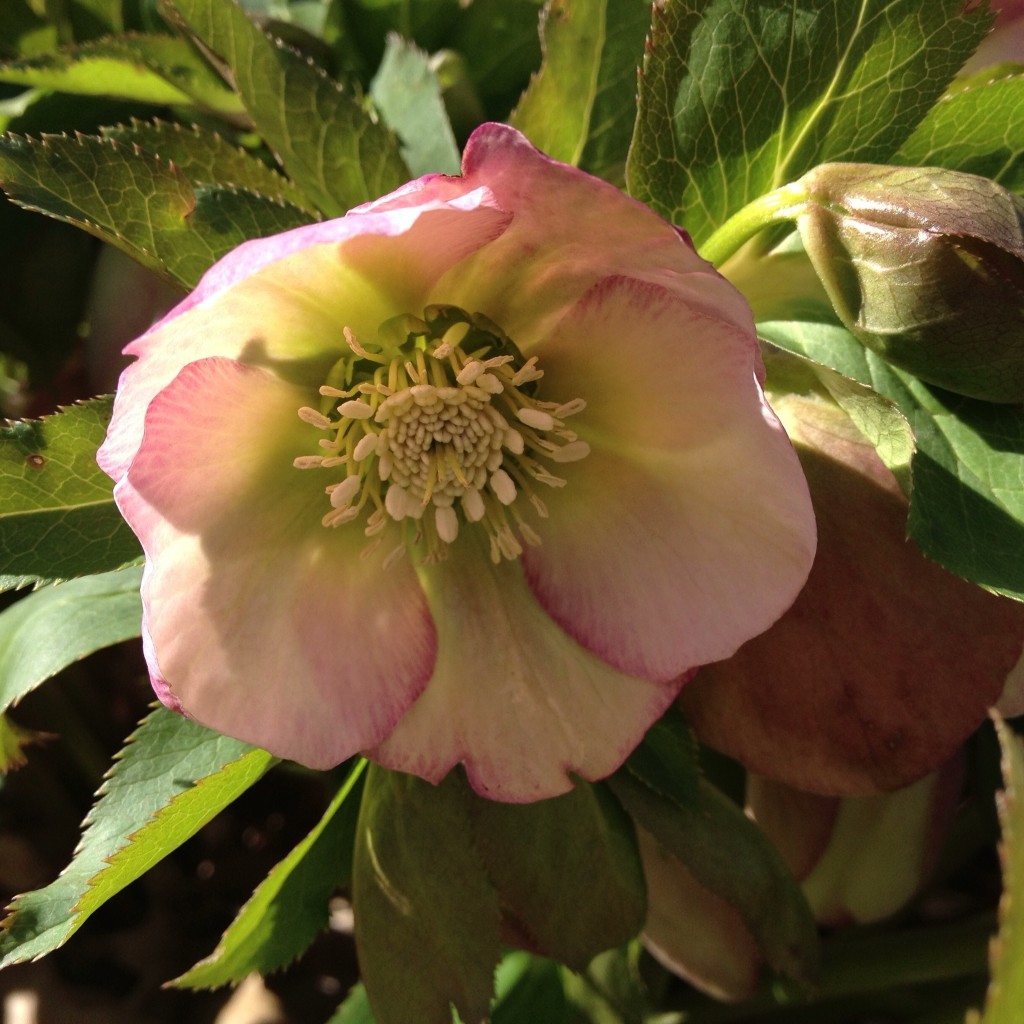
[167,0,408,216]
[0,707,275,966]
[0,398,140,591]
[628,0,992,245]
[511,0,650,181]
[0,565,142,713]
[174,759,366,988]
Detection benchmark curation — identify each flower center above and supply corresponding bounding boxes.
[294,306,588,563]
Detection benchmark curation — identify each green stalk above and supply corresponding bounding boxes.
[699,182,811,267]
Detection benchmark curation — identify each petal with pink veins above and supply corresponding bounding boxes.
[522,277,816,680]
[368,531,681,803]
[121,357,437,767]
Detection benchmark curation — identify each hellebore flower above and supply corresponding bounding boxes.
[680,379,1024,795]
[98,124,816,802]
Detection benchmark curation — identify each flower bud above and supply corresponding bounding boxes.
[797,163,1024,402]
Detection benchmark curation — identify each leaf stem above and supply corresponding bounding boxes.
[699,182,811,267]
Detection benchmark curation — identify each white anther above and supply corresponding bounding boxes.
[321,455,347,468]
[475,373,504,394]
[293,455,324,469]
[461,488,486,522]
[298,406,332,429]
[517,407,556,431]
[353,433,378,462]
[503,429,525,455]
[339,400,374,420]
[489,468,517,505]
[385,485,409,521]
[456,361,484,385]
[550,440,591,463]
[329,475,362,508]
[511,358,543,386]
[554,398,586,418]
[435,505,459,544]
[319,385,348,398]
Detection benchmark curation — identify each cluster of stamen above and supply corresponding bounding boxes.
[294,306,589,564]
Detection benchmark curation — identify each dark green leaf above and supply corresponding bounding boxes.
[623,705,701,811]
[369,34,459,176]
[101,118,318,212]
[628,0,992,246]
[327,984,375,1024]
[761,320,1024,600]
[167,0,409,216]
[0,1,58,59]
[174,759,366,988]
[608,771,819,987]
[968,718,1024,1023]
[491,953,567,1024]
[0,133,313,289]
[0,565,142,714]
[472,782,646,970]
[511,0,650,182]
[895,75,1024,196]
[0,398,141,591]
[0,707,275,966]
[353,766,501,1024]
[0,34,244,116]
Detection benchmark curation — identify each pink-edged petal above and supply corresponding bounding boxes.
[98,199,510,482]
[122,357,436,767]
[422,124,755,347]
[521,277,816,680]
[368,531,681,803]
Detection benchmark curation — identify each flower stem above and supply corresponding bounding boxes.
[699,182,811,267]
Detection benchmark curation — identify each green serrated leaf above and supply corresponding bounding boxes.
[101,119,318,212]
[968,718,1024,1024]
[608,770,820,987]
[369,34,459,177]
[0,565,142,714]
[0,34,243,116]
[174,759,366,989]
[628,0,992,245]
[0,398,141,591]
[0,133,313,289]
[760,320,1024,600]
[896,74,1024,196]
[511,0,650,182]
[0,706,275,966]
[472,782,646,971]
[353,766,501,1024]
[167,0,409,216]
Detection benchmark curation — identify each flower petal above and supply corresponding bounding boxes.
[98,197,510,482]
[368,531,680,802]
[680,394,1024,794]
[522,277,816,680]
[121,357,437,767]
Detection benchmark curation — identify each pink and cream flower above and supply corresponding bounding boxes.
[98,124,816,802]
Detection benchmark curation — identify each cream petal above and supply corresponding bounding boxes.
[98,198,510,483]
[120,357,437,767]
[521,277,816,680]
[368,532,681,802]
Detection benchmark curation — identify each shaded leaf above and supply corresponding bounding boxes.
[760,320,1024,599]
[623,705,701,811]
[628,0,992,246]
[0,565,142,714]
[101,118,317,211]
[609,770,819,987]
[472,782,646,970]
[511,0,650,182]
[0,715,44,773]
[0,132,313,289]
[0,707,274,966]
[968,718,1024,1023]
[167,0,408,216]
[369,34,459,176]
[174,760,366,988]
[0,398,141,591]
[353,766,501,1024]
[0,34,243,116]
